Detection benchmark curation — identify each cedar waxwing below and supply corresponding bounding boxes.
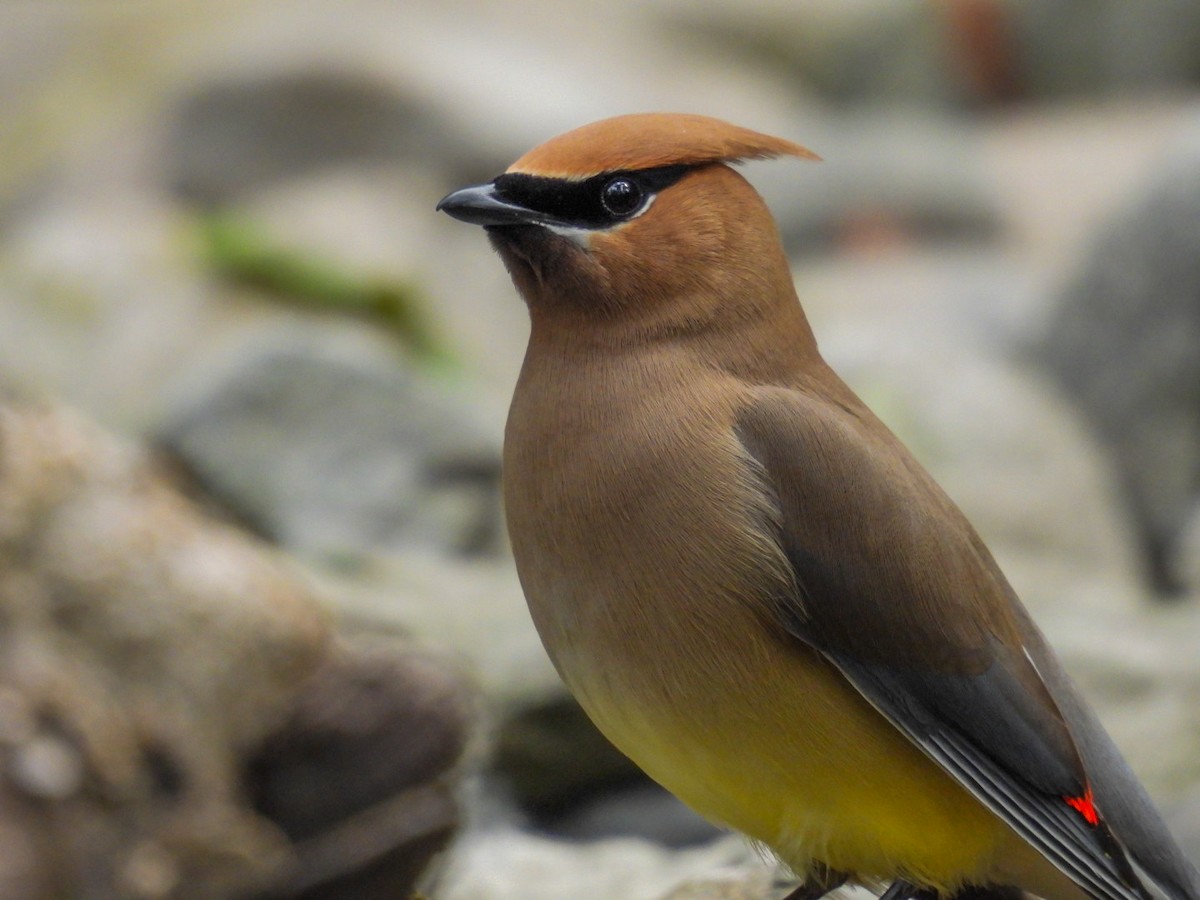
[437,113,1200,900]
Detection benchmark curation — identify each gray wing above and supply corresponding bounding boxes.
[735,385,1198,900]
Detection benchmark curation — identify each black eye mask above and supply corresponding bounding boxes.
[492,165,692,230]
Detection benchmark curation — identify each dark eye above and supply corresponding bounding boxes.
[600,177,644,217]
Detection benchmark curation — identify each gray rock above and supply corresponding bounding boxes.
[661,0,959,106]
[0,787,48,899]
[489,692,723,851]
[1177,501,1200,596]
[1033,117,1200,594]
[665,0,1200,105]
[1007,0,1200,98]
[662,870,876,900]
[0,183,218,432]
[162,70,455,206]
[157,328,502,560]
[249,635,473,900]
[745,112,1001,255]
[310,549,558,706]
[491,693,643,820]
[0,4,194,217]
[437,831,772,900]
[545,783,723,849]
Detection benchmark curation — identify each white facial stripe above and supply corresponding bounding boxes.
[544,224,593,246]
[628,192,656,220]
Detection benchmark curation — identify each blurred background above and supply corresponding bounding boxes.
[1,1,1199,898]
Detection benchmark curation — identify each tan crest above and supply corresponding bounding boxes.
[507,112,819,178]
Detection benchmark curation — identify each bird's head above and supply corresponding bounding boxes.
[438,113,818,338]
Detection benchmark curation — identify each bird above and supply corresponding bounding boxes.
[437,113,1200,900]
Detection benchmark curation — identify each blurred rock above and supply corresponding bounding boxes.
[544,782,722,849]
[309,548,572,855]
[663,0,963,106]
[0,786,52,898]
[163,71,448,206]
[313,550,556,706]
[655,869,778,900]
[437,830,770,900]
[492,692,719,846]
[248,635,472,900]
[157,328,502,560]
[0,393,329,896]
[0,394,476,898]
[746,112,1001,255]
[975,98,1187,296]
[1178,502,1200,596]
[666,0,1200,105]
[1033,118,1200,595]
[492,694,641,820]
[0,182,217,431]
[1006,0,1200,98]
[228,166,440,298]
[660,868,876,900]
[0,3,231,216]
[82,0,825,229]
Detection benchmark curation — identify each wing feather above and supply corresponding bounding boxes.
[734,385,1175,900]
[833,652,1143,900]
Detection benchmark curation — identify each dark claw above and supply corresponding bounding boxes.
[780,864,849,900]
[878,880,937,900]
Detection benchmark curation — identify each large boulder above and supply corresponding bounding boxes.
[0,394,472,897]
[157,328,502,561]
[1033,118,1200,595]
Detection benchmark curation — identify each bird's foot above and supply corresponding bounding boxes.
[878,880,938,900]
[780,864,848,900]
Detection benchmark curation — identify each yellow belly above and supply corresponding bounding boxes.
[566,641,1010,892]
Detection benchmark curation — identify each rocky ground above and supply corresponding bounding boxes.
[1,2,1199,898]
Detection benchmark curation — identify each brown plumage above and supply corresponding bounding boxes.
[437,113,1199,900]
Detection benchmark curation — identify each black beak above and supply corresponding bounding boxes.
[436,182,539,227]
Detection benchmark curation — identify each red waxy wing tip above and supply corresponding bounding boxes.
[1065,787,1101,826]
